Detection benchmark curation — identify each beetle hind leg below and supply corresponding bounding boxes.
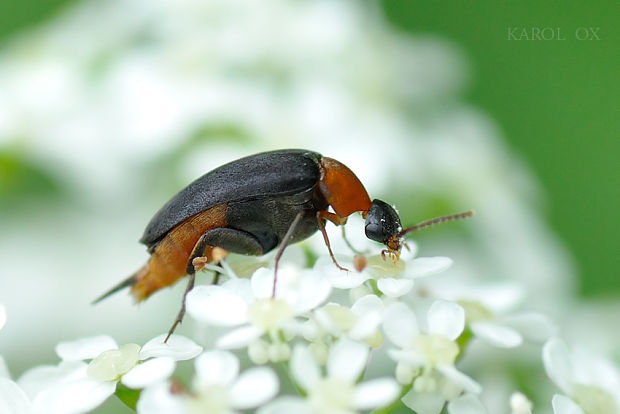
[164,228,264,342]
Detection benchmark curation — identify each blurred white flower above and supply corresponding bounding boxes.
[447,393,488,414]
[138,350,279,414]
[0,305,33,414]
[510,391,533,414]
[259,338,399,414]
[431,282,557,348]
[186,266,331,360]
[315,245,453,298]
[384,300,481,414]
[17,334,201,414]
[0,377,32,414]
[543,338,620,414]
[311,294,384,348]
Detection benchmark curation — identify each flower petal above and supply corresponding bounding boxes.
[216,325,264,349]
[470,322,523,348]
[437,365,482,394]
[383,302,419,348]
[349,309,383,341]
[290,345,320,391]
[542,338,573,394]
[121,357,176,389]
[293,273,333,314]
[387,349,425,367]
[186,285,249,326]
[327,338,369,383]
[501,313,557,343]
[447,394,488,414]
[194,350,239,388]
[0,378,31,414]
[139,335,202,361]
[353,378,400,409]
[377,278,414,298]
[351,294,384,316]
[18,361,87,400]
[136,381,186,414]
[257,396,312,414]
[32,377,116,414]
[551,394,585,414]
[230,367,279,409]
[427,300,465,340]
[402,387,446,414]
[55,335,118,361]
[407,257,453,278]
[329,270,369,289]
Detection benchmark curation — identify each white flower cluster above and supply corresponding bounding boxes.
[2,242,618,414]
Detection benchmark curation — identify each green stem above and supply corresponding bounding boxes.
[115,383,140,411]
[277,361,307,397]
[368,279,383,297]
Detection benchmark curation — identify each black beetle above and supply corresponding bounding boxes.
[95,149,473,339]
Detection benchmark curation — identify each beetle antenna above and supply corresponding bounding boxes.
[397,210,474,238]
[92,273,137,304]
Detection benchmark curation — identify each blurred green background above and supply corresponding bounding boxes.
[2,0,616,297]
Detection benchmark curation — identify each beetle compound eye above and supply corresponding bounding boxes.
[364,199,402,243]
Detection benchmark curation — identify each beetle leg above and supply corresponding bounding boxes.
[165,233,214,343]
[316,211,349,273]
[272,210,305,298]
[164,271,196,343]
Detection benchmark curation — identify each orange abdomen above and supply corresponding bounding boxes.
[131,204,227,301]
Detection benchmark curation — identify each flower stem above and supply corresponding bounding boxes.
[115,383,140,411]
[277,361,307,397]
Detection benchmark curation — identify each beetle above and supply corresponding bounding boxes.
[95,149,473,340]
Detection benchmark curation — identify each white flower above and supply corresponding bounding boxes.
[0,377,32,414]
[0,305,33,414]
[17,334,201,414]
[428,281,556,348]
[186,266,331,361]
[510,391,533,414]
[384,300,481,414]
[447,393,488,414]
[315,244,453,298]
[311,294,384,348]
[543,338,620,414]
[137,350,279,414]
[259,338,399,414]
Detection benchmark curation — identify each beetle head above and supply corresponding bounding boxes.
[364,199,403,254]
[365,201,475,258]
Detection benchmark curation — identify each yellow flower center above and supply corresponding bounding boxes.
[366,254,405,278]
[572,383,617,414]
[413,334,459,366]
[247,298,294,330]
[457,300,494,322]
[309,378,354,413]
